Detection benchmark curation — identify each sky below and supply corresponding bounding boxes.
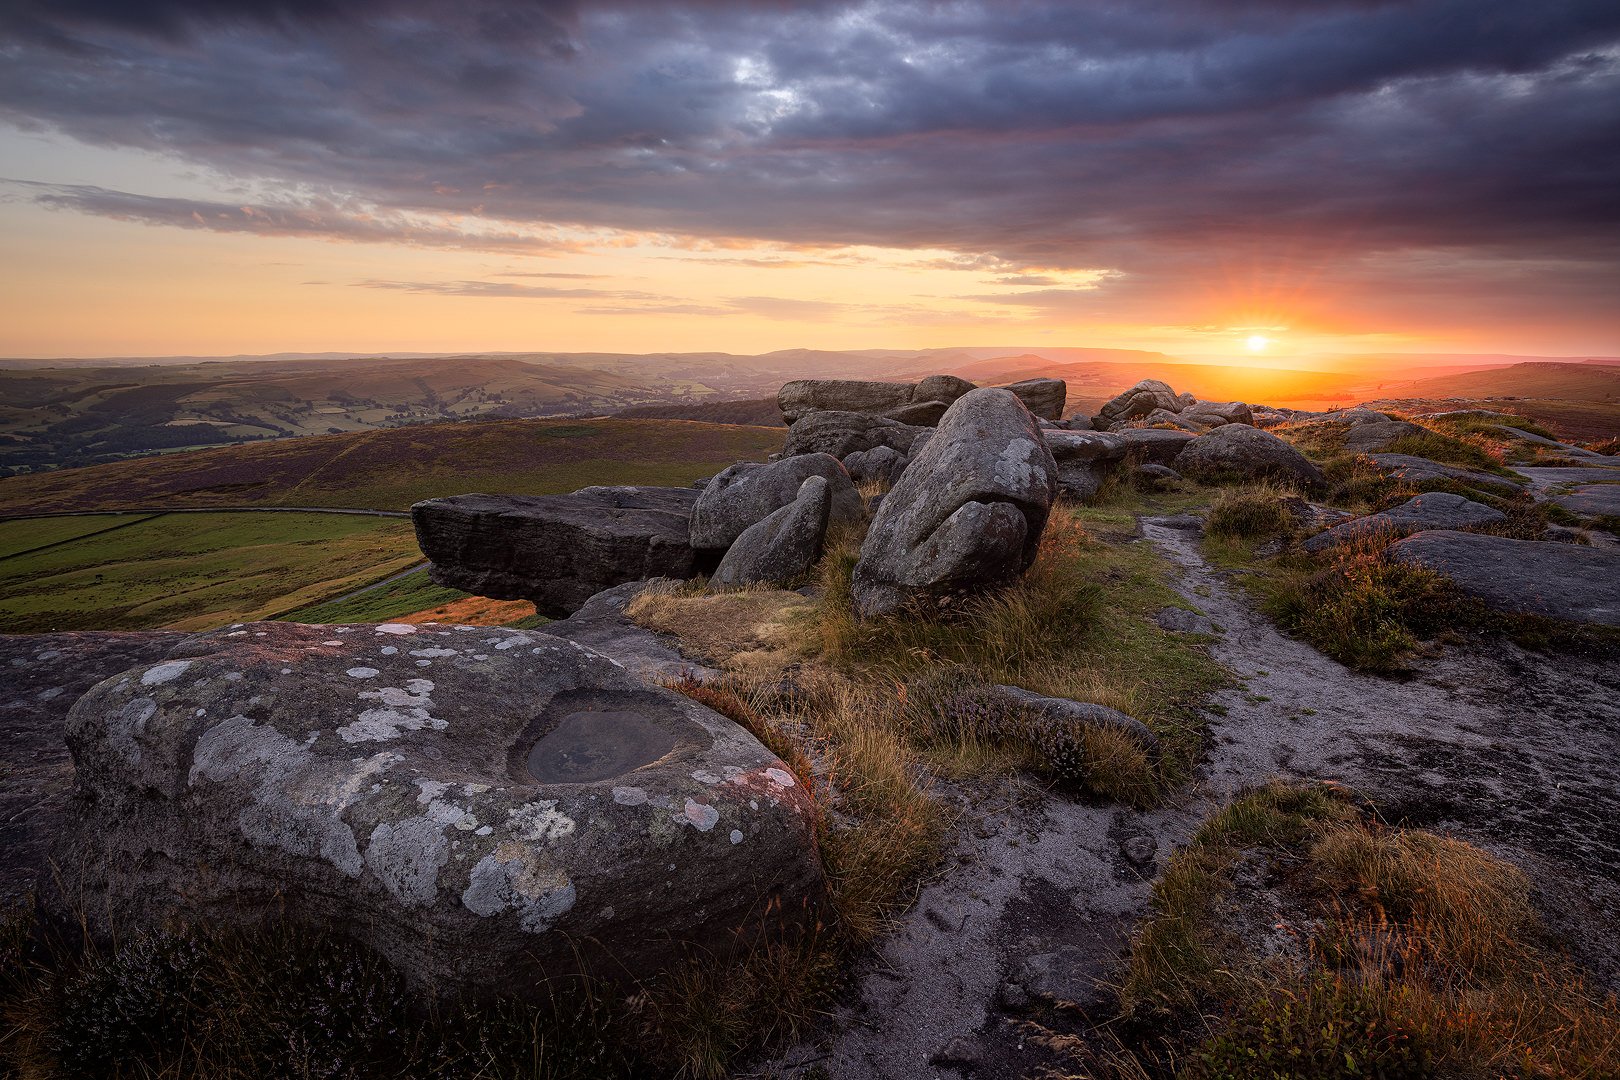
[1,0,1617,361]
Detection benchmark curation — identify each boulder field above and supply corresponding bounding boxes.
[56,621,824,997]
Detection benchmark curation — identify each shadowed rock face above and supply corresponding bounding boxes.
[0,631,184,910]
[712,475,833,589]
[60,621,823,997]
[413,486,705,618]
[777,376,976,424]
[1002,378,1066,420]
[852,388,1057,619]
[1386,532,1620,626]
[1343,420,1426,454]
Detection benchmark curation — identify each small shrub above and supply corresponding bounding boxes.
[1204,489,1294,542]
[1266,554,1462,673]
[48,931,213,1075]
[1183,974,1434,1080]
[1591,437,1620,456]
[1382,430,1508,474]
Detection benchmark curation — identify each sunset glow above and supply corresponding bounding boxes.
[0,2,1615,361]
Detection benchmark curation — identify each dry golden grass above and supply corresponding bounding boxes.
[626,583,816,675]
[1115,783,1620,1079]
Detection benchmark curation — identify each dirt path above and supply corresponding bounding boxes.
[760,515,1620,1078]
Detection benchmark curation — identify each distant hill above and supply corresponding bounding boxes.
[1403,363,1620,402]
[613,398,786,426]
[0,417,784,515]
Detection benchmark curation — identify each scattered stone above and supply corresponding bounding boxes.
[1134,463,1181,490]
[1249,405,1293,428]
[1386,531,1620,626]
[1120,427,1197,465]
[779,410,928,460]
[1300,492,1508,553]
[1143,407,1198,430]
[413,487,706,619]
[1016,946,1107,1006]
[999,981,1031,1011]
[929,1036,984,1068]
[993,685,1160,759]
[1155,607,1214,634]
[1003,377,1066,420]
[713,476,832,589]
[61,621,824,998]
[842,445,909,486]
[1553,484,1620,518]
[852,388,1057,618]
[1277,497,1356,531]
[688,454,861,551]
[1174,424,1326,488]
[1343,420,1426,454]
[1121,834,1158,866]
[1484,425,1608,459]
[1363,454,1523,494]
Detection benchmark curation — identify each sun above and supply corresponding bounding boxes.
[1245,335,1270,352]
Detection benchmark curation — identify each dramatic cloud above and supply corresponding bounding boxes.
[2,0,1617,341]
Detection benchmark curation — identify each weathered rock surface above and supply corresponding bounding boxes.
[1363,454,1523,494]
[841,445,909,486]
[688,454,861,551]
[61,621,823,996]
[0,631,184,908]
[1386,532,1620,626]
[1154,607,1214,634]
[853,388,1057,618]
[1179,400,1252,428]
[1120,427,1197,465]
[1002,378,1066,420]
[414,487,706,619]
[1135,463,1182,487]
[1174,424,1326,487]
[1300,492,1507,553]
[1343,420,1425,454]
[1329,408,1392,425]
[1553,484,1620,518]
[713,476,831,588]
[777,376,975,424]
[779,410,929,460]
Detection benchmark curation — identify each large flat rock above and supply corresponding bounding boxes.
[413,486,707,619]
[60,621,823,997]
[1553,484,1620,518]
[1364,453,1523,494]
[1386,531,1620,626]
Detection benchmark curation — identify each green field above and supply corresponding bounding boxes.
[281,567,460,624]
[0,514,162,559]
[0,512,424,633]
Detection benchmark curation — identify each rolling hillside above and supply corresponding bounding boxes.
[0,417,785,515]
[1404,362,1620,402]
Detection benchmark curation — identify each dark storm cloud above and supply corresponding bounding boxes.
[2,0,1617,275]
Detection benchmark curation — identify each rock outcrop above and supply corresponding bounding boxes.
[1120,427,1197,465]
[713,476,832,588]
[62,621,824,997]
[1174,424,1326,487]
[1299,492,1507,553]
[1045,430,1128,501]
[1386,532,1620,626]
[852,388,1058,618]
[413,487,707,619]
[688,454,861,551]
[777,376,976,424]
[778,410,929,460]
[1179,400,1253,428]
